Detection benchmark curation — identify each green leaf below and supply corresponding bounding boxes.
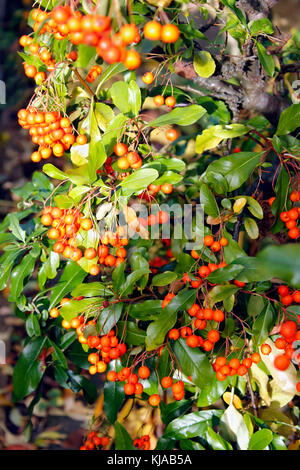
[13,336,48,401]
[160,400,191,426]
[146,289,196,350]
[10,252,38,301]
[150,105,206,127]
[248,429,273,450]
[112,261,126,292]
[129,300,162,320]
[244,196,264,219]
[244,217,259,239]
[219,403,249,450]
[180,440,205,450]
[276,103,300,136]
[60,298,101,322]
[119,168,159,192]
[256,41,275,77]
[173,338,215,388]
[48,339,68,369]
[151,271,177,286]
[70,143,89,166]
[110,81,131,114]
[97,302,123,335]
[114,422,135,450]
[164,410,223,439]
[155,157,186,172]
[102,113,128,155]
[258,244,300,288]
[206,426,233,450]
[249,18,274,36]
[195,127,223,154]
[38,251,60,289]
[67,371,97,403]
[66,341,90,370]
[88,140,107,183]
[253,301,275,345]
[104,377,124,423]
[8,214,26,242]
[43,163,68,180]
[205,152,262,191]
[94,103,114,131]
[71,282,113,298]
[209,285,239,305]
[96,63,127,94]
[207,264,244,283]
[200,183,219,218]
[197,375,230,407]
[119,268,151,296]
[75,44,96,68]
[128,80,141,115]
[193,51,216,78]
[0,249,23,290]
[117,321,146,345]
[25,313,41,338]
[153,171,183,185]
[49,262,87,308]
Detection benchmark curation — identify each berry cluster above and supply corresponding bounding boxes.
[143,21,180,43]
[114,144,143,171]
[168,310,223,352]
[161,377,185,401]
[138,183,174,203]
[86,331,127,374]
[133,435,150,450]
[17,108,82,162]
[278,285,300,306]
[80,433,110,451]
[86,65,102,83]
[19,35,56,83]
[212,353,262,381]
[106,366,147,397]
[41,206,128,275]
[149,255,169,274]
[280,206,300,239]
[270,320,300,374]
[153,95,176,108]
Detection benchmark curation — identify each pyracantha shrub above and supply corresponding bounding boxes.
[1,0,300,451]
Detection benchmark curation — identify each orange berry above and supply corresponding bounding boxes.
[84,247,97,260]
[165,96,176,108]
[161,24,180,43]
[142,72,154,85]
[123,50,141,70]
[49,308,59,318]
[148,394,160,406]
[124,383,135,395]
[89,264,100,276]
[120,23,139,45]
[76,134,88,145]
[143,21,162,41]
[261,343,271,355]
[114,142,128,157]
[274,354,290,371]
[165,128,178,142]
[138,366,150,379]
[153,95,165,106]
[80,218,93,230]
[161,376,173,388]
[161,183,173,194]
[251,352,261,364]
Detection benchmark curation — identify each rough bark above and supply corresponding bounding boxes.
[174,0,288,124]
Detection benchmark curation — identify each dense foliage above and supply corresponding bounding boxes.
[1,0,300,451]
